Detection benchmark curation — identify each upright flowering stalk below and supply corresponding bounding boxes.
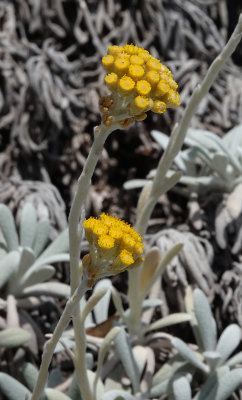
[31,44,180,400]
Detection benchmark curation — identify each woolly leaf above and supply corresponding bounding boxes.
[33,219,50,257]
[152,355,187,386]
[227,351,242,367]
[20,265,55,289]
[145,313,191,333]
[17,247,36,277]
[81,287,107,323]
[114,327,140,393]
[142,298,162,309]
[22,363,38,391]
[37,228,69,262]
[93,279,112,324]
[0,204,18,251]
[0,251,20,288]
[139,247,161,292]
[194,367,242,400]
[48,368,62,388]
[45,388,72,400]
[22,363,47,400]
[20,202,37,248]
[0,372,31,400]
[173,376,192,400]
[101,390,135,400]
[194,288,217,351]
[0,328,31,348]
[216,324,241,361]
[123,179,148,190]
[172,338,209,373]
[23,282,70,298]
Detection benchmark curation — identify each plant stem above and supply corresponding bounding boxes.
[73,310,92,400]
[68,122,120,400]
[31,275,88,400]
[127,12,242,335]
[68,123,116,297]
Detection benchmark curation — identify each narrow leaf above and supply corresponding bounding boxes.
[22,282,70,298]
[139,247,161,292]
[93,279,112,324]
[0,372,31,400]
[0,328,31,348]
[0,251,20,288]
[114,328,140,393]
[216,324,241,361]
[194,288,217,351]
[45,388,72,400]
[81,287,108,323]
[172,338,209,373]
[145,313,191,333]
[20,202,37,248]
[142,243,183,299]
[37,228,69,261]
[94,327,120,397]
[101,390,135,400]
[19,265,55,289]
[17,248,35,277]
[194,367,242,400]
[173,376,192,400]
[33,219,50,256]
[0,204,18,250]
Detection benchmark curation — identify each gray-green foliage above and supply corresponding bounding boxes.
[170,288,242,399]
[124,124,242,193]
[0,203,70,298]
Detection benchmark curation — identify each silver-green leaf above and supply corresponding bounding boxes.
[0,204,18,251]
[194,288,217,351]
[0,372,31,400]
[216,324,241,361]
[20,202,37,248]
[0,327,31,348]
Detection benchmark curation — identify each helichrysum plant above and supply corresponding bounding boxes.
[28,14,242,400]
[30,43,180,400]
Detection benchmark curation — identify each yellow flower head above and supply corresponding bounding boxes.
[100,44,180,127]
[82,213,144,285]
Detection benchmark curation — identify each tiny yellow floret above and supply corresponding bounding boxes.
[115,249,134,267]
[145,70,160,85]
[98,235,115,250]
[163,90,181,107]
[102,55,114,71]
[105,73,118,91]
[146,58,161,72]
[128,64,145,80]
[124,44,139,55]
[151,100,167,114]
[136,80,151,96]
[156,80,170,96]
[108,45,123,55]
[119,76,135,95]
[130,55,144,65]
[115,58,130,75]
[129,96,150,115]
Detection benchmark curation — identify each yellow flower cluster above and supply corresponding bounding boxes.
[82,213,144,285]
[100,44,180,126]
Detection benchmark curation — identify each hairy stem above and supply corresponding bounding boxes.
[68,122,120,400]
[128,13,242,334]
[31,275,88,400]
